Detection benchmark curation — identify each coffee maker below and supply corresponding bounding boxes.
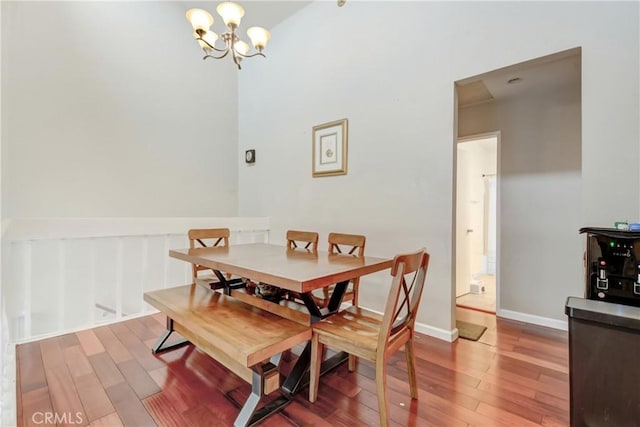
[580,227,640,307]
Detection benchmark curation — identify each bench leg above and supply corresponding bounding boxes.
[233,358,291,427]
[234,391,260,427]
[151,317,190,354]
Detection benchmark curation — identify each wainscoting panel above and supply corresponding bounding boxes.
[2,218,270,343]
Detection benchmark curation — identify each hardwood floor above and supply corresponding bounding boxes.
[16,308,569,426]
[456,274,496,313]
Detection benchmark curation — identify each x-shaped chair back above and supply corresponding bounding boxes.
[328,232,366,257]
[286,230,319,252]
[188,228,230,282]
[189,228,230,249]
[378,249,430,355]
[325,232,366,306]
[308,248,430,427]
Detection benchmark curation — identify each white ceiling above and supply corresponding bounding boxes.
[180,2,581,109]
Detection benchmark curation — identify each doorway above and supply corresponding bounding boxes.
[453,47,582,329]
[455,133,498,313]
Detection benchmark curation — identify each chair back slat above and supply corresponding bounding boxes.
[286,230,319,252]
[188,228,231,282]
[188,228,230,248]
[328,233,366,257]
[377,249,429,351]
[324,232,366,306]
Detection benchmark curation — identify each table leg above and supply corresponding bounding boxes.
[281,342,349,395]
[299,279,349,321]
[282,279,350,395]
[326,280,349,313]
[212,269,246,295]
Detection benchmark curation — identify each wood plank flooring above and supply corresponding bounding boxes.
[16,308,569,426]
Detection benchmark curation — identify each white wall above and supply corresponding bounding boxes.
[1,1,239,218]
[460,79,582,322]
[238,1,639,335]
[0,2,6,423]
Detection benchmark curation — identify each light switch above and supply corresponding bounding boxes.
[245,149,255,164]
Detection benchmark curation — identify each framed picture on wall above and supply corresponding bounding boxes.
[312,118,348,177]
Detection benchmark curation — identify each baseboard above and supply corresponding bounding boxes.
[497,308,568,331]
[414,322,459,342]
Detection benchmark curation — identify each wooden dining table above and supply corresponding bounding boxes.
[167,243,393,395]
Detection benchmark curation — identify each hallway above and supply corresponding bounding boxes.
[457,274,496,313]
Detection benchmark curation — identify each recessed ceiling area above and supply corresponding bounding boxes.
[457,48,581,108]
[457,80,494,107]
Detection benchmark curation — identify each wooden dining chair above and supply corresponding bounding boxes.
[188,228,230,286]
[280,230,319,303]
[286,230,319,251]
[312,232,366,308]
[309,248,430,427]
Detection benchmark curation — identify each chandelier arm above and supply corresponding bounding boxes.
[235,51,266,59]
[197,37,227,53]
[203,49,231,60]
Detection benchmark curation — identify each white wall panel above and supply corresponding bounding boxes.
[63,239,93,330]
[238,1,639,333]
[2,217,269,341]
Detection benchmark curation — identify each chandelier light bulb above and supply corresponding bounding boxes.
[186,8,214,32]
[217,2,245,28]
[247,27,271,51]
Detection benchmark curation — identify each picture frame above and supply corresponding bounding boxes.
[312,118,348,177]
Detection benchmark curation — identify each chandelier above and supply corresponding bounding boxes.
[186,2,271,70]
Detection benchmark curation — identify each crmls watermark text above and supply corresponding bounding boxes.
[32,412,84,425]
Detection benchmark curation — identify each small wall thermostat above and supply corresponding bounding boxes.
[245,149,255,164]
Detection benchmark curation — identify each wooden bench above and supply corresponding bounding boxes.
[143,284,311,427]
